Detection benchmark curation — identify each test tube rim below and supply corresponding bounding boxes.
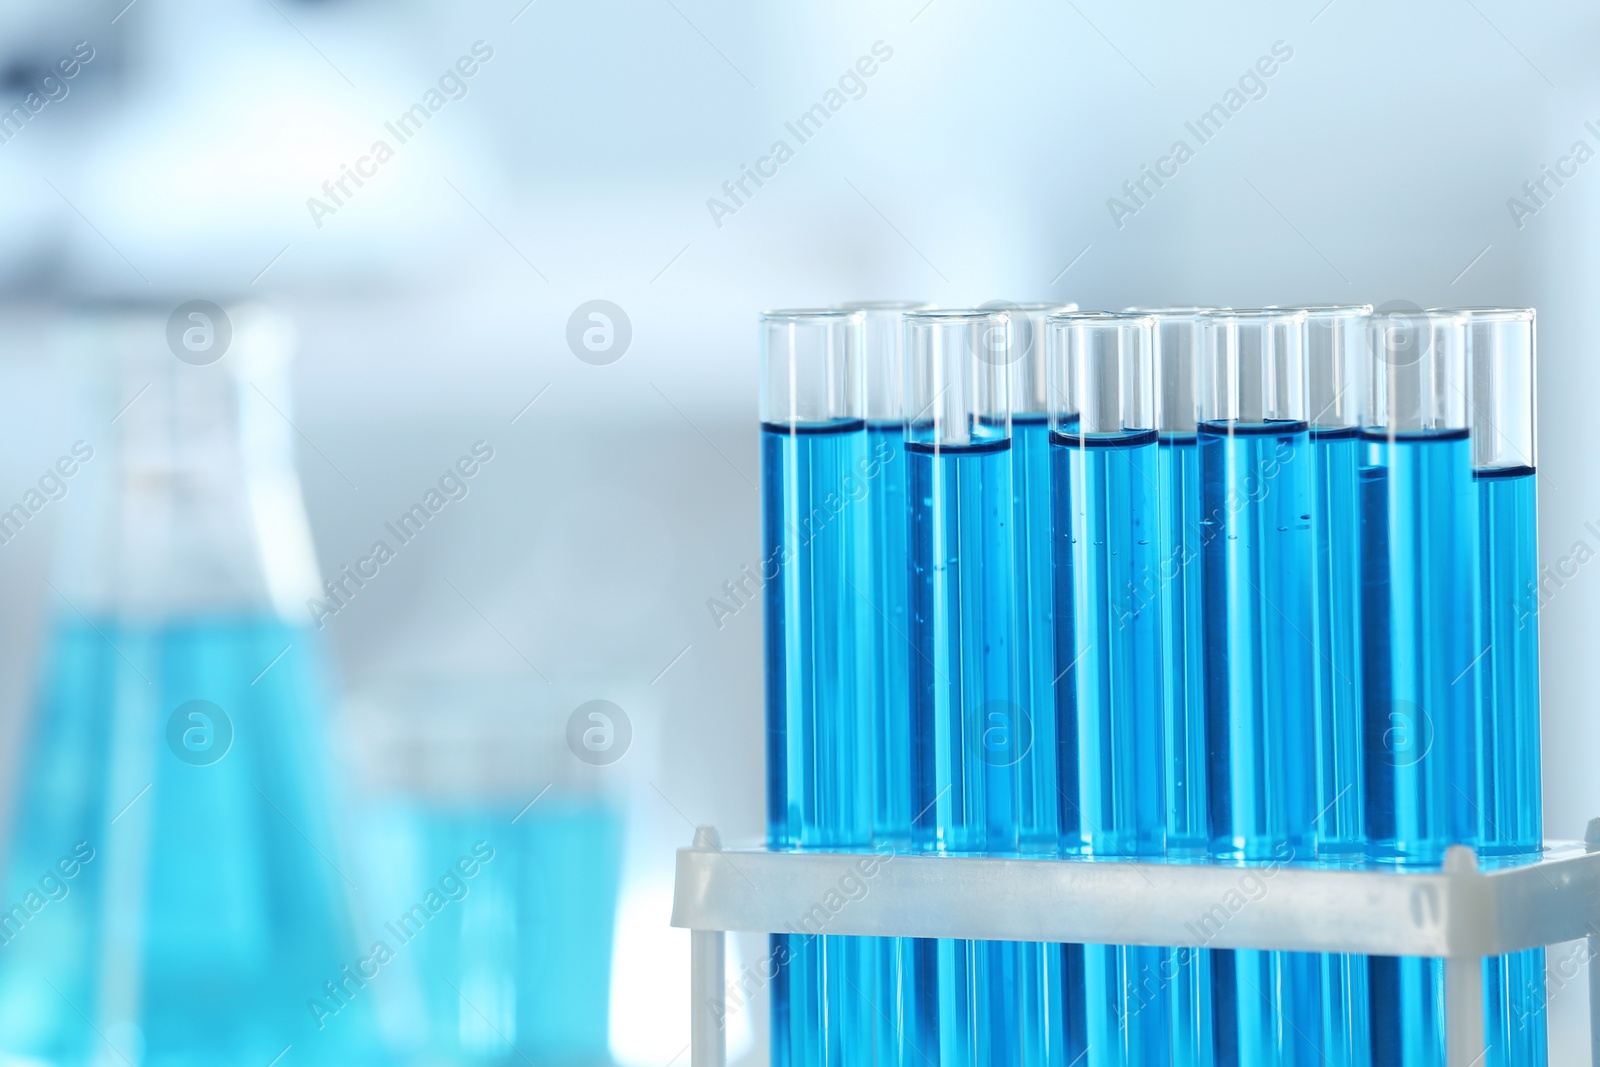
[1370,307,1467,325]
[903,307,1006,323]
[1123,305,1225,317]
[1047,309,1155,327]
[1427,305,1535,322]
[832,300,935,313]
[1198,307,1309,325]
[760,307,862,323]
[1271,303,1374,319]
[1000,301,1080,312]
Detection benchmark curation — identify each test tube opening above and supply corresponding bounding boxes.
[835,301,932,423]
[1046,312,1155,439]
[1278,304,1373,431]
[992,302,1078,416]
[1443,306,1536,470]
[903,309,1012,447]
[1199,309,1309,429]
[1127,306,1220,436]
[760,308,863,427]
[1367,309,1468,435]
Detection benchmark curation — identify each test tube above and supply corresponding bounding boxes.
[759,309,873,1066]
[1004,302,1078,1065]
[1289,304,1374,1067]
[1361,308,1474,1066]
[1197,309,1321,1067]
[1006,302,1077,856]
[903,308,1019,1064]
[1456,307,1544,1066]
[1130,305,1216,1067]
[1048,312,1168,1064]
[836,299,929,1067]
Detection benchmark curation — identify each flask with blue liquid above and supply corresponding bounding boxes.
[0,305,385,1066]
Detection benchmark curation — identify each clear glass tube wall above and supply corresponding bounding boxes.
[759,308,872,1067]
[904,309,1020,1064]
[1049,312,1168,1065]
[1361,308,1474,1066]
[1131,306,1217,1067]
[1198,308,1321,1066]
[1456,306,1544,1067]
[835,299,928,1067]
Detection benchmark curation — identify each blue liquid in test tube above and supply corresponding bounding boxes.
[1137,307,1215,1066]
[1461,308,1545,1066]
[904,309,1020,1066]
[1010,303,1078,1067]
[760,309,874,1066]
[1360,310,1475,1066]
[841,300,928,1066]
[1198,309,1322,1067]
[1297,305,1373,1067]
[1049,313,1169,1065]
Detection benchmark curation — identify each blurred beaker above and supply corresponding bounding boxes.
[341,678,623,1067]
[0,303,385,1066]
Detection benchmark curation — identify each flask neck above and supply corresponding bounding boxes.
[54,306,321,623]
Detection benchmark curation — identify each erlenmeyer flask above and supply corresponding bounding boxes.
[0,304,386,1066]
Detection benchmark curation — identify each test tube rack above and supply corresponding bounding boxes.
[671,821,1600,1067]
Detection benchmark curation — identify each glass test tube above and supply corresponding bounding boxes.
[1456,307,1545,1066]
[904,309,1019,1065]
[1291,304,1375,1067]
[1360,309,1474,1066]
[1007,303,1078,1066]
[760,309,873,1067]
[1008,302,1076,857]
[1198,309,1321,1067]
[1132,306,1216,1067]
[837,299,929,1067]
[1048,312,1168,1065]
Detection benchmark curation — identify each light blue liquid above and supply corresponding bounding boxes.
[1472,467,1545,1066]
[1014,416,1071,1066]
[908,437,1020,1066]
[1199,420,1321,1066]
[1359,429,1476,1065]
[762,419,875,1067]
[355,799,622,1063]
[1311,428,1371,1066]
[1156,434,1214,1065]
[1052,428,1168,1064]
[864,421,920,1066]
[0,617,385,1066]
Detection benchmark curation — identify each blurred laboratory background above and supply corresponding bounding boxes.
[0,0,1593,1063]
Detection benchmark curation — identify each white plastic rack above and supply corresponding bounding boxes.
[671,822,1600,1067]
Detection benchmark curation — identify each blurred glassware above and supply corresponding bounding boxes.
[341,677,623,1067]
[0,303,386,1065]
